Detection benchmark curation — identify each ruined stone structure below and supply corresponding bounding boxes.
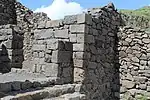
[0,0,150,100]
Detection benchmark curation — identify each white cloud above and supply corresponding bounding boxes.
[34,0,84,20]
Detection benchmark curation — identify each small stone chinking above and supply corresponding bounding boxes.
[0,0,150,100]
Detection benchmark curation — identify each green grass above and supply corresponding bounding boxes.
[137,95,148,100]
[119,6,150,20]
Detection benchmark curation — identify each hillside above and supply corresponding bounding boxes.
[120,6,150,20]
[119,6,150,29]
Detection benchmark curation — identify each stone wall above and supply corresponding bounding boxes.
[22,3,122,99]
[118,26,150,99]
[23,14,87,84]
[0,25,23,73]
[0,0,16,25]
[15,2,34,66]
[6,2,123,99]
[31,40,73,84]
[15,2,51,69]
[76,4,122,100]
[0,25,13,73]
[1,1,150,100]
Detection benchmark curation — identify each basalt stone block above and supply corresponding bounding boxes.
[88,62,97,69]
[77,13,92,25]
[33,52,39,58]
[70,24,86,33]
[139,84,147,90]
[69,34,77,42]
[73,52,90,60]
[134,76,147,83]
[142,38,150,44]
[87,35,95,43]
[77,34,85,43]
[22,61,34,70]
[46,20,63,28]
[32,45,46,51]
[21,80,32,90]
[37,21,46,29]
[131,57,139,63]
[73,44,84,51]
[73,59,85,68]
[41,63,60,77]
[11,81,21,91]
[64,15,77,24]
[74,68,85,83]
[47,41,65,50]
[33,58,45,65]
[34,29,54,40]
[122,80,135,89]
[55,29,69,38]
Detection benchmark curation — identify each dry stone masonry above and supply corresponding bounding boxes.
[0,0,150,100]
[118,26,150,99]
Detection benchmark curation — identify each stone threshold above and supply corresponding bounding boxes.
[1,84,84,100]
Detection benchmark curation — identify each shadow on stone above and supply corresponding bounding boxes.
[0,44,11,73]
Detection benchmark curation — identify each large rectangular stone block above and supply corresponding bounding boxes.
[70,24,86,33]
[46,20,63,28]
[73,52,90,60]
[63,15,77,25]
[69,34,77,42]
[47,40,64,50]
[0,29,13,35]
[37,21,46,29]
[22,61,34,70]
[34,29,54,39]
[41,63,60,77]
[74,68,85,83]
[77,34,85,43]
[73,59,84,68]
[32,45,46,51]
[77,13,92,25]
[73,59,88,68]
[55,29,69,38]
[33,58,45,64]
[73,44,84,51]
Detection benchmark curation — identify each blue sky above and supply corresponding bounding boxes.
[18,0,150,20]
[19,0,150,10]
